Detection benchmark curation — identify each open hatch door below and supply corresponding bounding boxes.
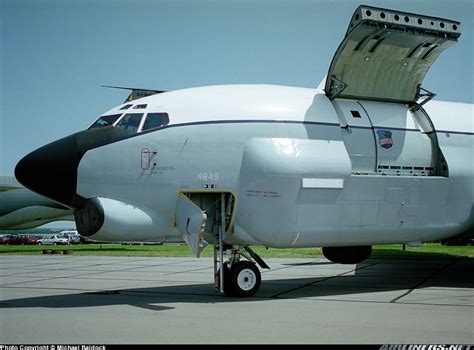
[176,193,207,258]
[325,5,461,105]
[101,85,165,102]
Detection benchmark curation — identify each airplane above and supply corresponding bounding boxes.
[14,5,473,297]
[0,176,73,230]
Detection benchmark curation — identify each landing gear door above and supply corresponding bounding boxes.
[176,193,207,258]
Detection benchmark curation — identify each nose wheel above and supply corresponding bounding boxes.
[223,260,261,297]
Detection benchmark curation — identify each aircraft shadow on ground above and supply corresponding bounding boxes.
[1,259,472,312]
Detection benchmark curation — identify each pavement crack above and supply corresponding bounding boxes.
[390,260,457,304]
[270,262,378,298]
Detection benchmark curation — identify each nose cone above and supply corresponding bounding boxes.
[15,134,83,207]
[15,127,130,208]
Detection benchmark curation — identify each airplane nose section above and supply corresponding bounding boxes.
[15,133,84,208]
[15,127,130,208]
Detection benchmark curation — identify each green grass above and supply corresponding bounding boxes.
[0,243,473,259]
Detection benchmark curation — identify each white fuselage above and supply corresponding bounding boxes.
[76,84,474,247]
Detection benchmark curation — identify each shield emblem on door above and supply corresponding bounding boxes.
[376,130,393,150]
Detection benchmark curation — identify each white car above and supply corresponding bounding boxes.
[60,230,81,244]
[37,235,69,245]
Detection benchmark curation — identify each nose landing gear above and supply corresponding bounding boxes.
[181,191,269,297]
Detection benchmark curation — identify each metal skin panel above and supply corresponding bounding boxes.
[85,197,164,242]
[426,101,474,233]
[235,138,351,247]
[100,85,327,125]
[332,99,376,173]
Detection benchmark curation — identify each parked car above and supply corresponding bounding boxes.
[37,235,69,245]
[60,230,81,244]
[0,235,12,244]
[9,235,37,245]
[68,233,81,244]
[440,237,474,246]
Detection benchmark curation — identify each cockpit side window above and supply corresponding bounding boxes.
[142,113,170,131]
[89,114,122,129]
[115,113,143,133]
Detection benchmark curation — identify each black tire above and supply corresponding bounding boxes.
[322,246,372,264]
[226,261,261,297]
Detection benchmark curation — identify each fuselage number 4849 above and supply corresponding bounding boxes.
[197,172,219,181]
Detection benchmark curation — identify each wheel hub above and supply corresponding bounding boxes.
[237,268,256,291]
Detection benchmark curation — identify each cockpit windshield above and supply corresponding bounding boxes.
[115,113,143,133]
[88,111,170,134]
[89,114,121,129]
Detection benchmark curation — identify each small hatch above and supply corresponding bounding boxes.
[119,104,133,110]
[350,110,362,118]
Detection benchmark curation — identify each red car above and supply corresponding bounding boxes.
[0,235,12,244]
[9,235,37,245]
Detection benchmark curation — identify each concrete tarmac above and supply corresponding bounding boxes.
[0,255,473,344]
